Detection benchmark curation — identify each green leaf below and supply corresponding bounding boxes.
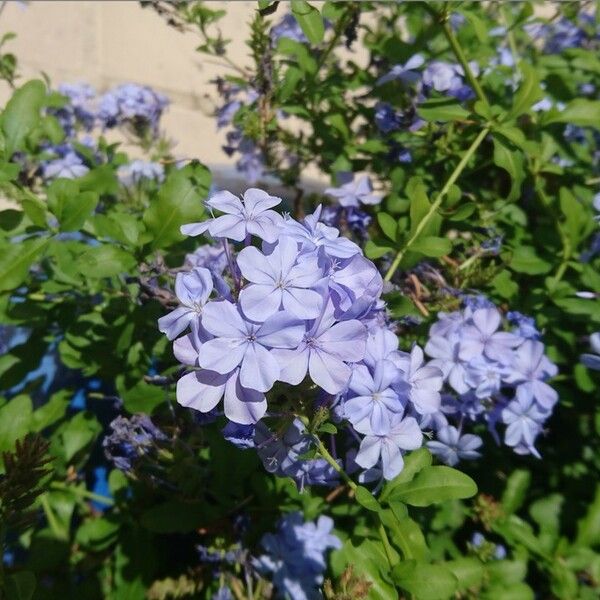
[417,97,470,122]
[408,177,440,237]
[377,212,398,242]
[46,179,98,232]
[379,505,428,561]
[381,448,432,503]
[277,38,317,74]
[365,239,394,259]
[5,571,36,600]
[291,0,324,44]
[120,380,165,414]
[76,517,120,551]
[559,187,590,249]
[1,79,46,155]
[0,395,33,454]
[545,98,600,129]
[79,245,136,279]
[491,270,518,299]
[576,484,600,547]
[0,236,49,292]
[17,189,47,227]
[355,485,381,512]
[492,136,525,201]
[507,61,542,119]
[392,561,458,600]
[386,466,477,507]
[32,390,70,432]
[509,246,552,275]
[529,494,563,539]
[317,422,337,435]
[143,163,210,250]
[447,202,476,221]
[55,411,101,463]
[330,539,398,600]
[0,208,23,231]
[411,236,452,257]
[445,558,484,591]
[280,65,303,101]
[481,583,534,600]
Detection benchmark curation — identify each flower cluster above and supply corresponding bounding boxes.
[254,512,341,600]
[162,188,377,423]
[103,415,167,472]
[40,81,169,181]
[423,302,558,461]
[255,419,339,490]
[161,187,452,485]
[97,83,169,134]
[117,159,165,187]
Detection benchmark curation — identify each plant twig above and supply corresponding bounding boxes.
[384,127,490,281]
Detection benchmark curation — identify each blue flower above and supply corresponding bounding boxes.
[222,421,255,449]
[581,332,600,371]
[42,149,89,180]
[255,420,338,489]
[325,173,381,208]
[354,410,422,480]
[103,415,167,472]
[374,102,403,134]
[51,82,96,134]
[117,160,164,186]
[507,311,540,340]
[271,13,308,44]
[254,513,341,600]
[98,83,168,133]
[158,267,213,341]
[181,189,284,243]
[237,236,324,320]
[376,54,424,86]
[501,394,547,457]
[427,425,482,466]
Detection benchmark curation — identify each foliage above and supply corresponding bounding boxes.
[0,1,599,599]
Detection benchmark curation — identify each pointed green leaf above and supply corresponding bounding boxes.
[411,236,452,257]
[291,0,324,44]
[386,466,477,507]
[1,79,46,155]
[0,236,49,292]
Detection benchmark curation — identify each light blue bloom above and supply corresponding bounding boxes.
[181,188,283,243]
[237,236,324,321]
[581,332,600,371]
[354,410,422,480]
[117,159,164,186]
[427,425,482,466]
[376,54,424,86]
[324,173,381,208]
[157,267,213,340]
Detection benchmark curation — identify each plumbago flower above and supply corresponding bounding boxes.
[160,187,447,484]
[254,512,341,600]
[423,301,559,462]
[324,173,381,208]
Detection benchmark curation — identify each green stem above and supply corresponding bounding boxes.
[51,482,115,506]
[313,437,397,567]
[440,14,490,109]
[499,3,519,72]
[537,185,572,291]
[40,494,65,540]
[384,127,490,282]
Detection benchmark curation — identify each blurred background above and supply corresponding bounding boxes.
[0,1,261,174]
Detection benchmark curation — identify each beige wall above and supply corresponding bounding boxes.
[0,0,260,174]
